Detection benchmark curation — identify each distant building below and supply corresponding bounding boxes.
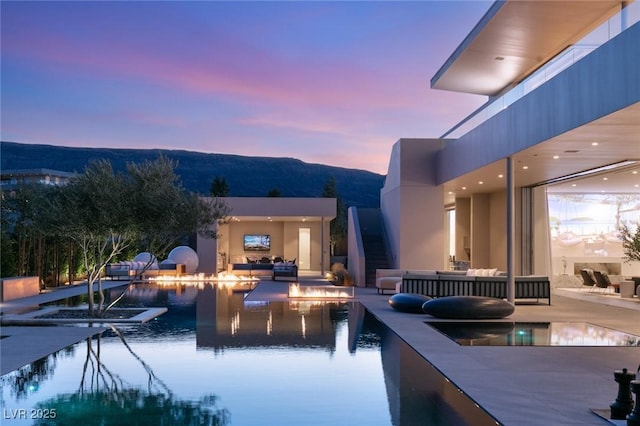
[0,168,76,191]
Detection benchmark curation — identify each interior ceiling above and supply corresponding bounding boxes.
[443,102,640,205]
[432,0,622,96]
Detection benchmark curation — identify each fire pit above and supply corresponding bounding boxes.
[288,283,354,299]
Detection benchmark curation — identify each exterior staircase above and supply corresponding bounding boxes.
[356,208,390,288]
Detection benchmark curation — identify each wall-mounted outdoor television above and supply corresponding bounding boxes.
[243,234,271,252]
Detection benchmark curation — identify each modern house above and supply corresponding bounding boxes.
[197,197,336,275]
[349,1,640,289]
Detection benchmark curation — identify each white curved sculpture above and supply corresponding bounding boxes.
[133,252,158,269]
[168,246,199,274]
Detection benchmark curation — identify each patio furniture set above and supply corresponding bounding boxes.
[229,257,298,281]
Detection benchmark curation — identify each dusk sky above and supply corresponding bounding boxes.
[1,1,491,175]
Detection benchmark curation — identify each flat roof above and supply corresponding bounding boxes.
[431,0,622,96]
[214,197,337,222]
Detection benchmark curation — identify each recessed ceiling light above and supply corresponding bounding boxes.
[635,184,639,188]
[522,166,529,170]
[592,142,599,146]
[479,181,483,185]
[603,177,608,181]
[553,155,559,159]
[494,56,504,61]
[633,171,638,174]
[448,191,453,195]
[498,174,504,178]
[462,186,467,190]
[571,184,577,187]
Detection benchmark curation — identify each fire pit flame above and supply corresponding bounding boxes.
[288,283,354,299]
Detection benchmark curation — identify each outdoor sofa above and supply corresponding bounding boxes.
[401,270,551,304]
[106,261,185,279]
[375,269,439,294]
[228,263,274,277]
[229,261,299,280]
[272,262,298,281]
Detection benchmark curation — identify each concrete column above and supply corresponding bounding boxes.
[506,157,515,303]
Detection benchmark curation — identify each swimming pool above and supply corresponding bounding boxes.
[1,283,498,425]
[428,321,640,346]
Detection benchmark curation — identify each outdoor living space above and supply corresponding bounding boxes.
[2,275,639,425]
[196,197,336,278]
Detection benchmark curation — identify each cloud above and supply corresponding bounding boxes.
[1,1,492,174]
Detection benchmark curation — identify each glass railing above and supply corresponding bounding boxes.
[443,1,640,140]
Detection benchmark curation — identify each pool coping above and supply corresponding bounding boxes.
[0,306,167,325]
[425,320,640,347]
[357,288,640,426]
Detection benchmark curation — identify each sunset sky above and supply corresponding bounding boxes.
[1,1,491,175]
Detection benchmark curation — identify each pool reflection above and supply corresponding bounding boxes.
[194,284,346,351]
[3,282,500,425]
[428,321,640,346]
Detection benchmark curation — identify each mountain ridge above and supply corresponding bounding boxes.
[1,141,384,207]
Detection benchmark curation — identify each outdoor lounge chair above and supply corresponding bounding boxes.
[580,269,596,292]
[593,270,617,294]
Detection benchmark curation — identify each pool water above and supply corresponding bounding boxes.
[428,321,640,346]
[1,283,498,425]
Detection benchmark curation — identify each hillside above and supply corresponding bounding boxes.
[0,141,384,207]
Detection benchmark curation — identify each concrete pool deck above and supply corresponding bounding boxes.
[354,287,639,426]
[251,279,640,426]
[1,278,639,425]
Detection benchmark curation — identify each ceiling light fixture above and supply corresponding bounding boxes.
[553,155,559,159]
[591,142,599,146]
[522,166,529,170]
[498,174,504,178]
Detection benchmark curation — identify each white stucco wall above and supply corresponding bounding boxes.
[381,138,445,270]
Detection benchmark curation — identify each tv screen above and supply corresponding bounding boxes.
[243,234,271,252]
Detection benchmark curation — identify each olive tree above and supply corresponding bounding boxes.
[49,156,230,316]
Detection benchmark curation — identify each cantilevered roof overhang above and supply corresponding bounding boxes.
[431,0,622,96]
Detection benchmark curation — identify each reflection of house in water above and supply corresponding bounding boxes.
[115,283,200,305]
[195,284,344,352]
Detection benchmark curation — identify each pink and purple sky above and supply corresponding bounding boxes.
[1,1,490,175]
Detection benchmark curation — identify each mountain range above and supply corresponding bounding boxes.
[0,141,384,207]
